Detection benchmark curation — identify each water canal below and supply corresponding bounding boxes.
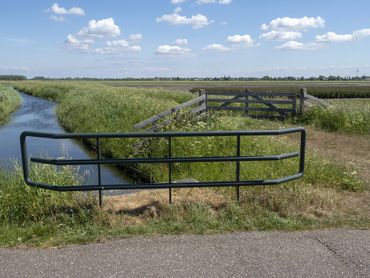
[0,92,134,195]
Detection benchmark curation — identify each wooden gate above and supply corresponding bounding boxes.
[204,88,304,119]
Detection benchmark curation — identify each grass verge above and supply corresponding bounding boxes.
[298,99,370,135]
[1,163,369,247]
[0,85,20,124]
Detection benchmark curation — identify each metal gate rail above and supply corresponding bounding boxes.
[20,127,306,204]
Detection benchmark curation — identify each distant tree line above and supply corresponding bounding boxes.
[1,74,369,81]
[0,75,27,80]
[30,75,370,81]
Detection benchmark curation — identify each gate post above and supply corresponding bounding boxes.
[299,88,306,115]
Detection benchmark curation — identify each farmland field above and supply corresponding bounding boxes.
[103,80,370,98]
[0,80,369,246]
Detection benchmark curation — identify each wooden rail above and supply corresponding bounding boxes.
[133,88,317,131]
[206,89,300,119]
[134,95,206,130]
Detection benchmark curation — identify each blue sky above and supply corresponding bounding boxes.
[1,0,370,78]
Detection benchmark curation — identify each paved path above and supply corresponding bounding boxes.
[1,229,369,277]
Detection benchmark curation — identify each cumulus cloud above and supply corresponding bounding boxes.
[94,40,141,54]
[78,17,121,38]
[315,32,353,43]
[277,40,322,50]
[48,3,85,21]
[156,8,212,29]
[175,38,188,45]
[64,19,142,55]
[203,43,231,51]
[64,34,94,52]
[171,0,187,3]
[226,34,255,47]
[261,16,325,31]
[353,28,370,39]
[78,18,121,38]
[315,28,370,43]
[129,33,143,42]
[156,45,191,55]
[260,30,302,41]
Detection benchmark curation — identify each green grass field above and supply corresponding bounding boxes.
[0,80,369,246]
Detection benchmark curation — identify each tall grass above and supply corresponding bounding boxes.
[1,81,369,246]
[0,85,20,123]
[299,99,370,134]
[0,163,96,225]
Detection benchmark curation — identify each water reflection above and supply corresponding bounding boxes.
[0,93,135,195]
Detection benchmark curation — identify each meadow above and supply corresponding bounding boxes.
[0,80,369,246]
[102,80,370,98]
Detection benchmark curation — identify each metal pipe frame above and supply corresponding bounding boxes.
[20,127,306,193]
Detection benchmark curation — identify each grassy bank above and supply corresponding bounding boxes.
[1,161,369,247]
[299,99,370,135]
[0,85,20,124]
[1,80,368,247]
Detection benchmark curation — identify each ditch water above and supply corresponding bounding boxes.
[0,92,135,195]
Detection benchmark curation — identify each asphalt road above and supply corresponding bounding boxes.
[1,229,369,277]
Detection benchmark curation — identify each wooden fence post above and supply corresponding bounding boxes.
[244,89,249,116]
[199,89,207,113]
[299,88,306,115]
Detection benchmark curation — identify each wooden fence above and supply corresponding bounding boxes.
[203,88,305,120]
[133,94,207,131]
[134,88,307,130]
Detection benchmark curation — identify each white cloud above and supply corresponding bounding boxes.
[316,32,353,43]
[226,34,255,47]
[78,18,121,38]
[64,34,94,52]
[277,40,322,50]
[107,40,129,48]
[203,43,231,51]
[175,38,188,46]
[260,30,302,41]
[353,28,370,39]
[129,33,143,42]
[261,16,325,31]
[196,0,232,4]
[64,18,142,55]
[156,45,191,55]
[50,3,68,15]
[68,7,85,16]
[156,8,212,29]
[50,15,65,22]
[171,0,187,4]
[314,28,370,44]
[94,40,141,54]
[48,3,85,21]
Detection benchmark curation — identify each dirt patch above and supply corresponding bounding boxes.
[104,188,228,213]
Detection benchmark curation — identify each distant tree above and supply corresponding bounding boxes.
[0,75,27,80]
[261,75,272,80]
[32,76,47,80]
[318,75,326,81]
